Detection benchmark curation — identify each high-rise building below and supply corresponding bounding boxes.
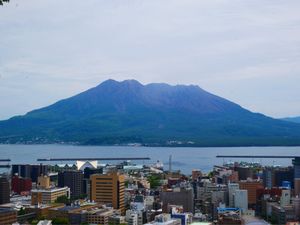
[12,164,48,182]
[274,167,294,188]
[239,180,264,206]
[0,177,10,204]
[83,167,103,197]
[90,173,125,214]
[234,190,248,212]
[11,175,32,194]
[263,167,274,189]
[293,157,300,196]
[58,170,83,199]
[160,188,194,213]
[84,167,103,179]
[228,183,239,207]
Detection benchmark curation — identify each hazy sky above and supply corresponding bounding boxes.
[1,0,300,120]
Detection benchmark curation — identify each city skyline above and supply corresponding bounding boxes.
[1,0,300,119]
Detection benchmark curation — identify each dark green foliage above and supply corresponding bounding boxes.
[1,79,300,146]
[52,218,69,225]
[18,207,26,216]
[148,174,161,189]
[55,195,70,204]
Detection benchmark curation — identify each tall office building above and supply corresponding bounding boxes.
[239,180,263,205]
[0,177,10,204]
[12,164,48,182]
[263,167,274,189]
[83,167,103,197]
[90,173,125,214]
[294,157,300,196]
[233,190,248,212]
[228,183,239,207]
[58,170,84,199]
[274,167,294,188]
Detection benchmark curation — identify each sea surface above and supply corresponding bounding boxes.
[1,145,300,174]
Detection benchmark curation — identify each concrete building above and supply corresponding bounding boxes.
[263,167,274,189]
[58,170,83,199]
[274,167,294,188]
[0,177,10,204]
[11,175,32,194]
[160,188,194,213]
[292,196,300,220]
[280,189,291,207]
[145,214,181,225]
[86,207,117,225]
[0,208,17,225]
[235,166,253,181]
[239,180,263,205]
[192,170,202,181]
[228,183,239,207]
[126,209,144,225]
[31,187,70,204]
[37,175,50,189]
[108,213,126,225]
[83,167,103,197]
[293,157,300,196]
[127,213,138,225]
[12,164,48,182]
[271,203,296,225]
[90,172,125,214]
[233,190,248,212]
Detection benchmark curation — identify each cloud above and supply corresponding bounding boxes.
[0,0,300,119]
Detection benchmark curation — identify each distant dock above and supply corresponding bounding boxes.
[37,157,151,161]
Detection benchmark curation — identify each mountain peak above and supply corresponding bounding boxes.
[1,79,300,146]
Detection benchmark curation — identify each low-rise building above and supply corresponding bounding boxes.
[145,214,181,225]
[86,207,119,225]
[0,208,17,225]
[31,187,70,204]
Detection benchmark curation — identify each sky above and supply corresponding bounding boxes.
[0,0,300,120]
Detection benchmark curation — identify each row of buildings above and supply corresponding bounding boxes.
[2,159,300,224]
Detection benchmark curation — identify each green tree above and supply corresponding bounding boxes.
[55,195,70,204]
[147,175,161,189]
[52,218,69,225]
[18,207,26,216]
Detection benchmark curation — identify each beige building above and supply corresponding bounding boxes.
[37,175,50,189]
[90,173,125,214]
[31,187,70,205]
[86,207,118,224]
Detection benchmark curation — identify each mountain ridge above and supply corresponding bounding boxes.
[1,79,300,146]
[281,117,300,124]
